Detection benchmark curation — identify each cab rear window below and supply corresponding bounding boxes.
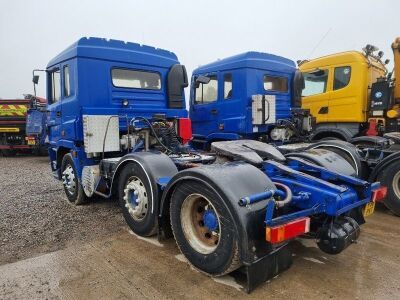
[264,75,288,92]
[112,68,161,90]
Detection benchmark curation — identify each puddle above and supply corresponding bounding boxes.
[298,239,318,249]
[127,230,163,247]
[303,257,325,264]
[175,254,188,263]
[213,275,243,291]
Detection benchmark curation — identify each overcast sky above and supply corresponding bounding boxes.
[1,0,399,98]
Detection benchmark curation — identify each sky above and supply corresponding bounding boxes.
[0,0,399,99]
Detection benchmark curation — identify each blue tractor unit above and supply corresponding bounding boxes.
[190,52,313,149]
[41,37,383,293]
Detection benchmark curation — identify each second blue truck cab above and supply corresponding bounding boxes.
[190,52,312,149]
[40,37,381,293]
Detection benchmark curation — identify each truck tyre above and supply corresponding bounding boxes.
[61,154,87,205]
[170,180,241,276]
[377,161,400,216]
[118,162,158,236]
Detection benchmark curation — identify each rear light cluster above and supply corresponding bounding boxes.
[266,217,310,244]
[178,118,192,144]
[372,186,387,202]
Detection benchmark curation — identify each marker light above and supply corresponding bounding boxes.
[266,217,310,244]
[372,186,387,202]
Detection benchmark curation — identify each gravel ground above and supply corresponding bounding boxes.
[0,155,125,265]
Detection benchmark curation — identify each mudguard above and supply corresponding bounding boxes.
[160,162,292,292]
[111,151,178,214]
[286,148,357,177]
[303,140,365,178]
[350,135,389,148]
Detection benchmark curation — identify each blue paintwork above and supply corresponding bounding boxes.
[244,158,378,227]
[190,52,296,147]
[203,210,219,231]
[47,37,188,178]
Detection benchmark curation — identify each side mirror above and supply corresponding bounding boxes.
[309,69,325,77]
[195,75,210,88]
[33,75,40,84]
[167,64,189,109]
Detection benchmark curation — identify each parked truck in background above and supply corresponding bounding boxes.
[0,96,46,156]
[190,52,313,150]
[189,47,400,216]
[39,37,383,292]
[299,38,400,140]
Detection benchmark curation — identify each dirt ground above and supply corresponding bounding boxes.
[1,156,400,299]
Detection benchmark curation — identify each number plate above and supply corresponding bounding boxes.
[363,202,375,217]
[27,140,36,145]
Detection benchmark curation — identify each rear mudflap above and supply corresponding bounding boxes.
[243,243,292,293]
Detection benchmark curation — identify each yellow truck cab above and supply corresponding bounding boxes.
[300,50,387,140]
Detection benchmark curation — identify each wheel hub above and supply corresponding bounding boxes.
[180,194,221,254]
[62,165,76,195]
[203,210,219,232]
[123,177,148,221]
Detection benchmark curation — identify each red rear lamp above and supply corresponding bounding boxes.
[178,118,192,144]
[266,217,310,244]
[372,186,387,202]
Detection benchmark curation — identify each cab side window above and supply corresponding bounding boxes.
[224,74,232,99]
[63,65,71,97]
[195,75,218,104]
[50,69,61,103]
[264,75,288,92]
[302,69,329,96]
[333,66,351,90]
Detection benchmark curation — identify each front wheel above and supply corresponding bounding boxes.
[61,153,87,205]
[170,180,241,276]
[118,162,158,236]
[378,161,400,216]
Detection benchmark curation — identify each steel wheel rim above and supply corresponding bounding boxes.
[123,176,148,221]
[180,193,221,254]
[62,164,76,195]
[393,171,400,199]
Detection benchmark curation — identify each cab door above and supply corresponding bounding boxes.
[301,69,331,123]
[327,65,359,122]
[46,67,62,145]
[190,74,219,138]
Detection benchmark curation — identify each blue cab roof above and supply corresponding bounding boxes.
[47,37,179,68]
[193,51,296,75]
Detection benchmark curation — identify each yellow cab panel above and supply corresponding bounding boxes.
[300,51,386,124]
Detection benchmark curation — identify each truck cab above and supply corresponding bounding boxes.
[300,50,387,140]
[190,52,311,149]
[45,37,189,180]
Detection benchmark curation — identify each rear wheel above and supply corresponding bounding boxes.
[118,163,158,236]
[61,154,87,205]
[170,180,240,276]
[378,161,400,216]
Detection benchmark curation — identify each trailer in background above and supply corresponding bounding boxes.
[0,96,47,156]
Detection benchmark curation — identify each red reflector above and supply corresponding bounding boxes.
[372,186,387,202]
[367,119,378,136]
[178,118,192,144]
[266,217,310,244]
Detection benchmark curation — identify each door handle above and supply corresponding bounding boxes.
[210,109,218,115]
[56,111,61,117]
[318,107,328,114]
